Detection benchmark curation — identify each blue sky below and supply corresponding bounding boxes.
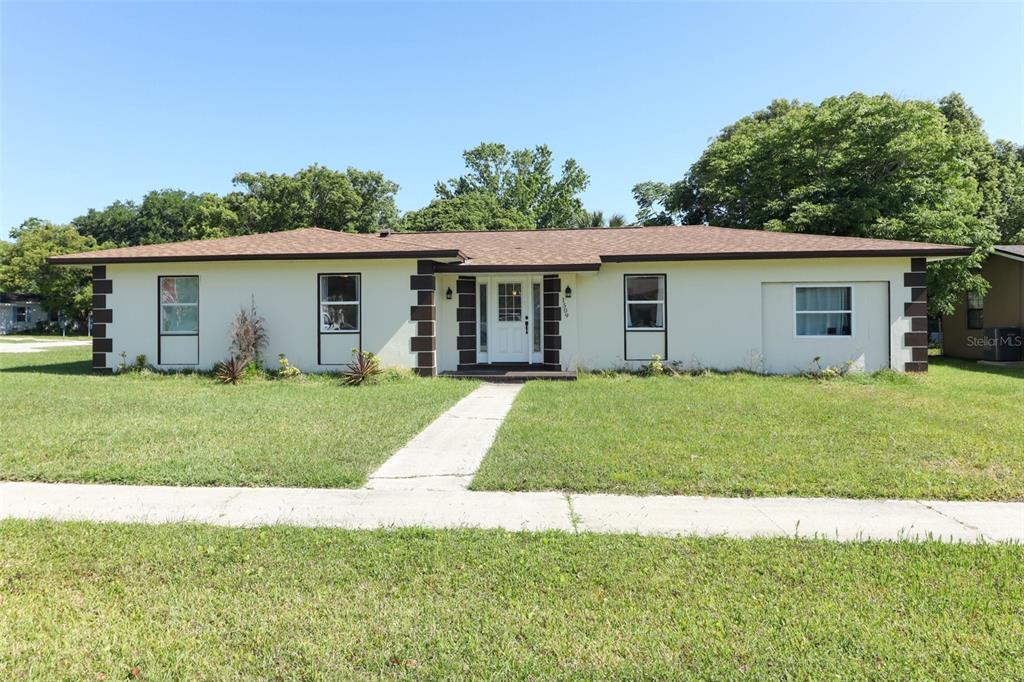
[2,1,1022,238]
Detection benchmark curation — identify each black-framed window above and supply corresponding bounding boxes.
[625,275,665,330]
[159,276,199,335]
[14,306,28,323]
[319,274,360,332]
[966,291,984,330]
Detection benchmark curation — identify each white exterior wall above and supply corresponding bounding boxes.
[106,259,419,371]
[103,255,915,374]
[569,257,913,373]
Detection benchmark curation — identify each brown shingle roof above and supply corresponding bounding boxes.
[48,228,463,264]
[994,244,1024,260]
[49,225,973,267]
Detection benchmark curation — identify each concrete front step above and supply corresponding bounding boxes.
[440,370,576,382]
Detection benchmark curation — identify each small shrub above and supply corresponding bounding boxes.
[117,351,128,372]
[341,350,382,386]
[34,320,62,335]
[214,357,247,385]
[133,354,149,372]
[230,299,268,366]
[242,361,267,380]
[277,353,302,379]
[379,366,415,383]
[804,356,855,380]
[645,354,665,377]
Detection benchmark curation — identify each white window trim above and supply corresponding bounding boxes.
[159,276,199,336]
[319,273,360,334]
[793,284,855,339]
[625,274,666,331]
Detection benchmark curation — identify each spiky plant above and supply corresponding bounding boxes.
[340,350,382,386]
[214,356,247,385]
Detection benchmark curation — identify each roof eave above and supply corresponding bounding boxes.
[433,262,601,273]
[992,247,1024,263]
[47,249,465,265]
[599,247,975,263]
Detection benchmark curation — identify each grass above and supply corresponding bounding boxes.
[473,359,1024,500]
[0,347,476,488]
[2,520,1022,679]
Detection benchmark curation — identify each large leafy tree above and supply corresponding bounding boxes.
[433,143,590,229]
[0,219,106,323]
[991,140,1024,244]
[72,165,399,245]
[73,191,239,246]
[401,192,532,231]
[634,93,1007,314]
[228,164,399,234]
[71,200,140,246]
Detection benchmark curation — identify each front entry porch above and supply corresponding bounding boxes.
[440,362,576,382]
[434,269,571,377]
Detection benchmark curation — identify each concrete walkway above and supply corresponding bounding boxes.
[2,481,1022,543]
[0,339,91,353]
[363,383,522,491]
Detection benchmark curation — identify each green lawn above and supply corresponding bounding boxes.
[0,347,476,487]
[2,521,1022,679]
[473,359,1024,500]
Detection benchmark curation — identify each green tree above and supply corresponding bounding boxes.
[577,210,605,228]
[991,140,1024,244]
[138,189,242,243]
[0,219,106,323]
[72,200,140,246]
[435,143,590,228]
[345,168,401,232]
[574,211,629,228]
[72,191,240,246]
[229,164,399,233]
[401,192,532,231]
[631,181,675,226]
[635,93,1002,314]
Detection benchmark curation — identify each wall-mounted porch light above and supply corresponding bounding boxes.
[564,286,572,299]
[445,287,453,300]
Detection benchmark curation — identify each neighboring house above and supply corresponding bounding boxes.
[0,293,47,335]
[48,226,971,375]
[942,245,1024,361]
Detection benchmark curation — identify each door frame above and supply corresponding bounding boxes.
[476,274,545,365]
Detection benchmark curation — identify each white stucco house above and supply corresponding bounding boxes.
[0,293,48,335]
[49,225,971,376]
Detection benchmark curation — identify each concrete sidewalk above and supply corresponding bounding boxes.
[0,339,91,353]
[2,481,1021,543]
[364,383,522,491]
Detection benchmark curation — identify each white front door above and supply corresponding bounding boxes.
[490,278,531,362]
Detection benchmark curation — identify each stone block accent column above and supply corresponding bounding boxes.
[410,261,437,377]
[542,275,561,370]
[91,265,114,374]
[903,257,929,372]
[456,277,477,368]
